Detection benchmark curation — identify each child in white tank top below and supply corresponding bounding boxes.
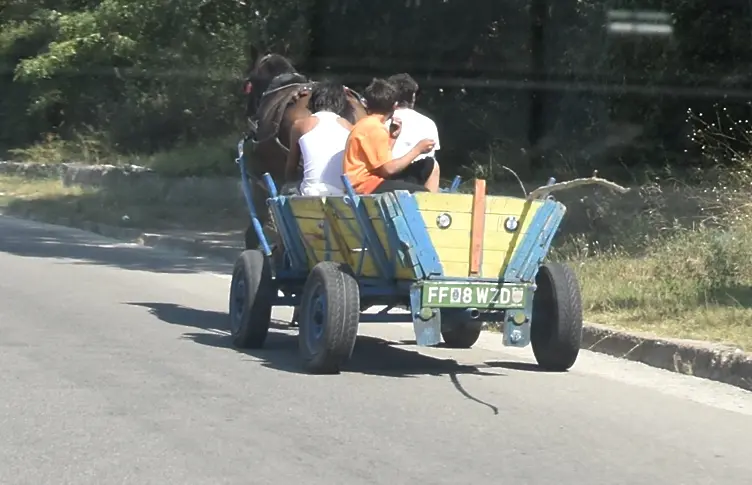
[284,81,354,196]
[298,111,351,195]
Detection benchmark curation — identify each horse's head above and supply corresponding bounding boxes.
[243,46,299,119]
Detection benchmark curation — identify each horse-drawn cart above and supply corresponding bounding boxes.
[230,138,625,374]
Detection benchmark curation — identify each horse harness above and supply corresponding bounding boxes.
[246,75,366,154]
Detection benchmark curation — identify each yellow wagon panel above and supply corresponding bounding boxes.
[413,192,544,279]
[287,196,414,279]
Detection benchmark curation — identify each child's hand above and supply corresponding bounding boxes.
[389,117,402,138]
[416,138,436,153]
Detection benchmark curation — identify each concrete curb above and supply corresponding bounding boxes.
[581,322,752,391]
[7,211,242,264]
[135,233,240,263]
[4,210,752,392]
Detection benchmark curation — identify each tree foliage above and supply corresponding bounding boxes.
[1,0,752,176]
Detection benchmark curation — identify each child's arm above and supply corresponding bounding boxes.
[360,125,434,177]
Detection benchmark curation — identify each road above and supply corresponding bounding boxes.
[0,215,750,485]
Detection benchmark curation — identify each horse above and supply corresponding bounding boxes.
[240,47,368,249]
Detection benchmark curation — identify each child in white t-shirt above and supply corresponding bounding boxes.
[385,73,441,192]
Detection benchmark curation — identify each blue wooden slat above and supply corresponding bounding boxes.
[502,199,557,283]
[520,202,567,282]
[235,140,272,256]
[340,177,393,279]
[393,191,443,277]
[516,200,564,282]
[375,196,401,276]
[269,197,309,272]
[378,194,424,279]
[450,175,462,192]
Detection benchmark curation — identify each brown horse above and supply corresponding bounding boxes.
[240,48,368,249]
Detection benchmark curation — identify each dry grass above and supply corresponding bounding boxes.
[563,230,752,350]
[0,175,247,232]
[6,132,239,177]
[6,132,125,165]
[545,160,752,351]
[0,175,89,204]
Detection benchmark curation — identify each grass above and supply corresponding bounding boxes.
[0,174,248,232]
[560,231,752,350]
[6,132,239,177]
[1,131,246,230]
[5,132,118,165]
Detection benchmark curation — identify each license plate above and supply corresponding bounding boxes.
[421,282,528,309]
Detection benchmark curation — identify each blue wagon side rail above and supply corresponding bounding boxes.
[230,137,629,374]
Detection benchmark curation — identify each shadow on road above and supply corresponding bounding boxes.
[398,340,551,373]
[483,361,549,373]
[0,216,233,274]
[130,301,505,414]
[128,301,290,332]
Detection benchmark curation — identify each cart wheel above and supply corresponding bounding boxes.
[440,310,482,348]
[228,249,274,348]
[530,262,583,371]
[298,262,360,374]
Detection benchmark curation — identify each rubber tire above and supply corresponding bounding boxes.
[530,262,583,371]
[228,249,274,349]
[298,262,360,374]
[440,311,483,348]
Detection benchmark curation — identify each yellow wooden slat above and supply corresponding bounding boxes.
[288,195,384,220]
[413,192,543,279]
[424,228,534,251]
[414,192,538,214]
[287,195,418,280]
[423,248,516,279]
[287,196,328,219]
[296,217,336,251]
[414,192,542,216]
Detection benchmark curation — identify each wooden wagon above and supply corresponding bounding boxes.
[230,138,600,374]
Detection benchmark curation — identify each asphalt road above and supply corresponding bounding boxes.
[1,215,751,485]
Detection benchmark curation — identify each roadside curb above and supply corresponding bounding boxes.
[581,322,752,391]
[4,210,751,391]
[135,233,240,263]
[2,211,240,264]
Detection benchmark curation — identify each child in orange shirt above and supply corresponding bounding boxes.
[342,78,436,194]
